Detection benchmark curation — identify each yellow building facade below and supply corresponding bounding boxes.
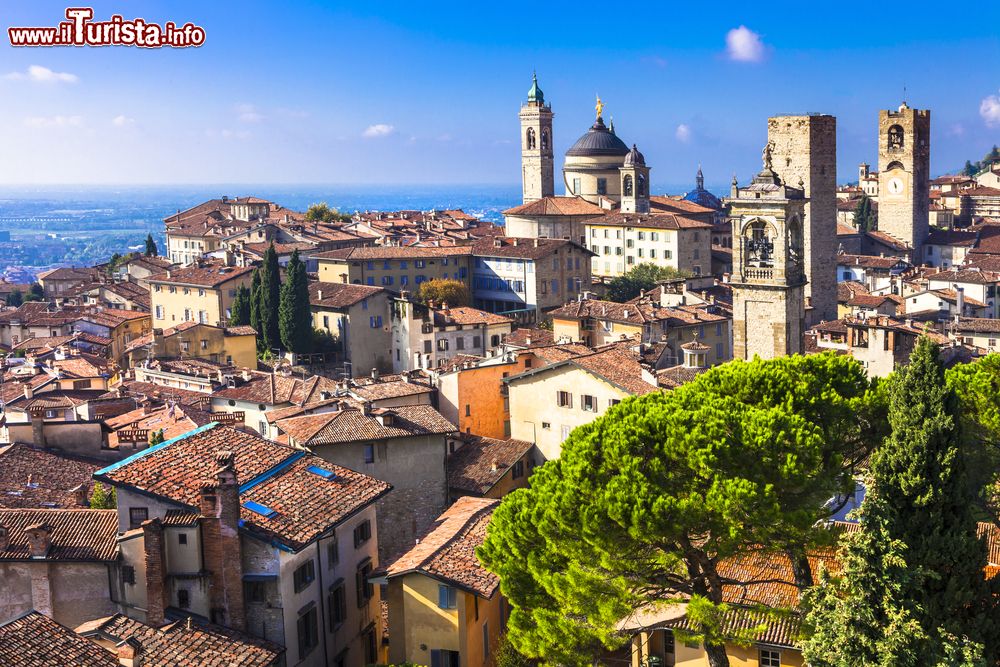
[148,262,254,328]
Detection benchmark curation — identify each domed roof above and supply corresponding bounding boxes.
[527,73,544,104]
[565,117,630,157]
[683,167,722,210]
[624,144,645,167]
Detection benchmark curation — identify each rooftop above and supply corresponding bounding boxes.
[0,508,119,561]
[447,435,533,496]
[0,443,100,510]
[0,612,118,667]
[276,404,456,446]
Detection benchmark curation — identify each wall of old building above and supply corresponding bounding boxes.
[0,561,116,627]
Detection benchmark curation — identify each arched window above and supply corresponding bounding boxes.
[887,125,904,150]
[786,216,803,267]
[886,160,905,172]
[637,174,647,197]
[623,175,633,197]
[540,129,549,151]
[526,127,536,150]
[743,219,775,267]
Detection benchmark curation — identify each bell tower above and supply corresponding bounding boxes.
[725,148,807,360]
[620,144,650,213]
[519,73,554,203]
[878,102,930,257]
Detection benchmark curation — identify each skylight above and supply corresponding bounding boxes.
[242,500,277,518]
[306,464,340,481]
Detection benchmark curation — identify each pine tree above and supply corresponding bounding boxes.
[144,233,158,257]
[148,429,165,446]
[249,268,264,352]
[229,284,252,327]
[88,482,117,509]
[852,194,876,232]
[258,243,282,354]
[6,289,22,307]
[279,249,312,353]
[802,337,1000,666]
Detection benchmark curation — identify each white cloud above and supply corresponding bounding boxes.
[112,114,135,127]
[363,123,395,138]
[675,124,692,143]
[24,115,83,128]
[236,103,263,123]
[5,65,78,83]
[725,26,766,63]
[946,123,966,137]
[981,92,1000,128]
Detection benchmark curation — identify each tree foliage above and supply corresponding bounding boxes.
[279,249,313,353]
[801,338,1000,667]
[144,233,158,257]
[304,202,351,224]
[25,283,44,302]
[250,268,264,351]
[416,278,471,307]
[229,284,252,327]
[257,243,282,353]
[606,262,689,303]
[852,194,877,232]
[88,482,117,509]
[480,353,884,667]
[148,429,165,446]
[6,289,23,307]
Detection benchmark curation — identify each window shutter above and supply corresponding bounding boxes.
[431,650,441,667]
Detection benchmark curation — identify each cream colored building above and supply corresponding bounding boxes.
[313,246,473,290]
[123,321,258,369]
[148,260,254,328]
[586,213,712,278]
[310,281,394,374]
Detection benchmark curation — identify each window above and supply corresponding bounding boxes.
[557,391,572,408]
[609,398,621,408]
[121,565,136,585]
[329,582,347,629]
[353,519,372,547]
[759,649,781,667]
[356,559,374,607]
[597,178,607,196]
[561,425,572,441]
[582,394,597,412]
[438,584,458,609]
[363,444,375,464]
[512,460,525,479]
[200,339,208,350]
[155,305,163,319]
[129,507,148,530]
[328,538,339,568]
[415,260,426,269]
[651,232,659,241]
[572,177,581,194]
[431,650,461,667]
[177,589,191,609]
[473,335,482,347]
[364,625,378,665]
[178,533,188,545]
[465,404,471,417]
[297,605,319,660]
[294,559,316,593]
[456,337,465,350]
[381,276,393,286]
[369,315,382,328]
[401,275,409,286]
[246,581,266,603]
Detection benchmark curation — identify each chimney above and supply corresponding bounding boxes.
[25,523,53,558]
[198,450,246,631]
[376,412,394,427]
[116,638,144,667]
[23,384,33,400]
[0,525,8,550]
[533,239,540,247]
[70,484,88,507]
[956,286,965,314]
[490,460,498,473]
[371,367,379,381]
[142,518,167,626]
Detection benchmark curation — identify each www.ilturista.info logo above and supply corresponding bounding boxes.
[8,7,205,48]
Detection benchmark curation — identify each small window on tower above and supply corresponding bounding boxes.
[541,129,549,150]
[526,127,536,150]
[597,178,607,196]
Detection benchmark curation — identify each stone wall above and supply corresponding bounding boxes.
[878,105,931,256]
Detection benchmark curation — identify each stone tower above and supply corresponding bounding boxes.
[619,144,650,213]
[878,102,930,256]
[519,73,554,203]
[725,156,807,360]
[767,114,837,325]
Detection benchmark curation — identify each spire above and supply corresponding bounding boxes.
[696,164,704,190]
[609,115,615,135]
[527,72,544,104]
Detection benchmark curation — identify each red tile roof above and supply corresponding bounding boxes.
[0,443,100,509]
[95,423,391,551]
[385,496,500,597]
[589,211,713,230]
[502,196,605,217]
[432,306,513,327]
[447,435,533,496]
[308,281,386,309]
[312,245,473,261]
[0,612,118,667]
[147,262,253,288]
[276,405,456,446]
[471,236,593,259]
[0,508,119,561]
[77,614,283,666]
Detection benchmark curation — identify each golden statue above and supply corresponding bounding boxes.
[595,95,604,120]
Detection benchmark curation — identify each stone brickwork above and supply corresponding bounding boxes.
[733,286,805,360]
[768,114,838,324]
[519,101,554,203]
[878,104,930,257]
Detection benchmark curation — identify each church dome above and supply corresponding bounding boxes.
[683,166,722,210]
[624,144,645,167]
[565,117,630,157]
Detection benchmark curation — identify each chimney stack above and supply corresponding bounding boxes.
[0,525,8,550]
[70,484,89,507]
[142,519,167,627]
[115,638,144,667]
[24,523,53,558]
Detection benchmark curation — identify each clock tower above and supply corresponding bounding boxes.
[725,152,807,361]
[877,102,930,258]
[519,73,554,204]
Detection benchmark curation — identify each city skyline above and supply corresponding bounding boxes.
[2,0,999,187]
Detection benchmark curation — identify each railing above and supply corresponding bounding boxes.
[742,267,773,281]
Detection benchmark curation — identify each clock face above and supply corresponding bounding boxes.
[887,177,904,195]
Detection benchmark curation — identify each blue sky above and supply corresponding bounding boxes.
[2,0,999,189]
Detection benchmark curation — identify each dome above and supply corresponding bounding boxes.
[565,117,630,157]
[527,73,544,104]
[624,144,645,167]
[683,167,722,210]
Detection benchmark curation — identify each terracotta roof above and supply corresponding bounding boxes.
[312,245,473,261]
[433,306,513,327]
[79,614,283,666]
[105,404,215,449]
[950,317,1000,334]
[588,212,713,230]
[471,236,593,259]
[0,612,118,667]
[836,281,870,302]
[571,348,660,395]
[847,293,898,308]
[225,325,258,336]
[648,196,716,216]
[962,186,1000,197]
[385,496,500,597]
[0,443,100,509]
[447,435,533,496]
[656,364,707,389]
[276,405,456,446]
[212,373,339,406]
[308,281,386,309]
[11,335,78,353]
[530,343,593,363]
[346,374,435,401]
[927,268,1000,285]
[502,328,554,348]
[147,262,253,288]
[550,297,728,327]
[502,196,605,217]
[110,381,211,408]
[0,508,118,561]
[926,229,978,247]
[837,253,908,270]
[864,230,911,252]
[95,423,391,551]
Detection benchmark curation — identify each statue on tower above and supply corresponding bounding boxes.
[595,95,604,120]
[762,141,774,170]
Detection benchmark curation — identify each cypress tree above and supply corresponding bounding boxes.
[803,337,1000,666]
[258,243,282,354]
[144,233,158,257]
[229,284,252,327]
[279,249,313,354]
[249,268,264,353]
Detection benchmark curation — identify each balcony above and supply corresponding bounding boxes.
[742,267,773,281]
